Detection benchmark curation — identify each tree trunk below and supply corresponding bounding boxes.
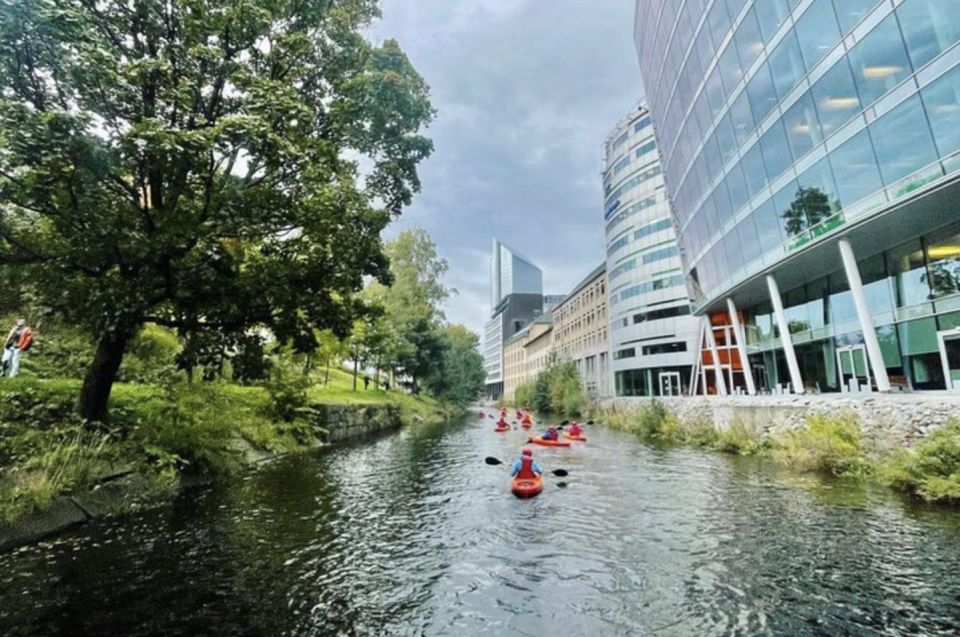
[78,327,133,423]
[324,356,331,385]
[374,356,381,387]
[352,357,358,391]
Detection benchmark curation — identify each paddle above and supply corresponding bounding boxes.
[484,457,568,477]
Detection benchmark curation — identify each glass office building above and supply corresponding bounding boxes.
[635,0,960,393]
[604,105,700,396]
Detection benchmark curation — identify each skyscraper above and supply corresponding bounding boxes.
[603,104,700,396]
[635,0,960,394]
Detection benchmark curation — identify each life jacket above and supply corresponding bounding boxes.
[517,455,536,480]
[497,419,508,427]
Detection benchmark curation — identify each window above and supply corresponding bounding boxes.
[613,156,631,175]
[734,8,764,70]
[707,0,731,50]
[795,0,841,70]
[897,0,960,70]
[609,259,637,280]
[635,140,657,158]
[924,227,960,299]
[768,30,806,100]
[759,120,794,182]
[921,64,960,161]
[848,13,913,106]
[719,40,744,95]
[812,59,862,136]
[746,62,778,123]
[741,142,769,198]
[729,89,755,144]
[869,94,938,186]
[633,305,691,323]
[612,131,629,149]
[607,235,630,255]
[643,246,680,264]
[634,218,673,241]
[795,156,840,228]
[833,0,880,33]
[735,213,763,265]
[828,128,883,208]
[756,0,791,43]
[634,116,651,133]
[643,342,688,356]
[772,178,803,237]
[783,92,823,160]
[614,348,636,360]
[726,163,750,213]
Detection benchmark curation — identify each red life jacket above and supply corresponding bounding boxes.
[517,455,536,480]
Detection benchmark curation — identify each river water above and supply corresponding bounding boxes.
[2,413,960,636]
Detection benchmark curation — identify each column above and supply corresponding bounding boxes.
[727,298,757,396]
[766,274,805,394]
[704,316,728,396]
[838,237,891,392]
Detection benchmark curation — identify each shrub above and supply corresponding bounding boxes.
[772,412,869,478]
[264,363,310,422]
[119,324,181,383]
[713,421,766,455]
[880,419,960,503]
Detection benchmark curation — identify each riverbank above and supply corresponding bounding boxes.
[0,370,458,549]
[598,398,960,505]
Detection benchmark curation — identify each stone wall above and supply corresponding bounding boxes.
[310,403,403,442]
[605,394,960,447]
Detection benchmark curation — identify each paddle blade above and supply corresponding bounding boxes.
[586,420,595,425]
[560,420,569,426]
[485,457,503,466]
[552,469,568,477]
[556,482,568,489]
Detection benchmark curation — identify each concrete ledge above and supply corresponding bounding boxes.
[0,496,89,550]
[604,394,960,446]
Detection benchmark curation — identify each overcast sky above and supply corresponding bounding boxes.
[371,1,642,334]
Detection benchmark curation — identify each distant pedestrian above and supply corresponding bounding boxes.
[2,318,33,378]
[383,381,390,391]
[363,375,371,390]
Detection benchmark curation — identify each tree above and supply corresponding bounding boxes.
[781,187,834,237]
[423,324,485,406]
[0,0,433,421]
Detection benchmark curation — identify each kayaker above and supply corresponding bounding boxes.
[497,417,509,427]
[567,422,583,437]
[541,425,559,441]
[511,448,543,478]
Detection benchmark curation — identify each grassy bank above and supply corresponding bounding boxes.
[601,401,960,505]
[0,368,454,525]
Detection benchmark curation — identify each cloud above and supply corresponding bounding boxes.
[371,0,642,333]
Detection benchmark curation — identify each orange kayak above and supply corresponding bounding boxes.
[521,422,532,429]
[563,433,587,442]
[495,425,510,433]
[511,474,543,498]
[529,436,571,448]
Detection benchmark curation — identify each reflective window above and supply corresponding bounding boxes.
[887,239,930,308]
[848,13,913,106]
[812,59,862,136]
[759,120,794,182]
[707,0,731,50]
[795,0,841,70]
[771,178,802,237]
[746,62,778,123]
[925,226,960,299]
[921,64,960,160]
[783,92,823,160]
[832,0,880,33]
[715,114,738,164]
[898,0,960,70]
[869,94,938,185]
[752,198,784,249]
[768,30,806,99]
[795,156,840,229]
[742,142,769,198]
[756,0,792,43]
[729,89,755,144]
[719,39,745,94]
[735,213,763,265]
[828,128,883,208]
[726,162,750,213]
[706,65,727,119]
[734,8,764,70]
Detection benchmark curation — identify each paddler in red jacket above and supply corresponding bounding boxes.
[511,448,543,478]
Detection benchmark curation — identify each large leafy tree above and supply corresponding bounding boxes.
[423,324,485,406]
[0,0,433,421]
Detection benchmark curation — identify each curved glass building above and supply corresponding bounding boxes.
[635,0,960,394]
[603,105,700,396]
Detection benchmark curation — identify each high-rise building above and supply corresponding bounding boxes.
[484,239,545,398]
[635,0,960,394]
[603,105,701,396]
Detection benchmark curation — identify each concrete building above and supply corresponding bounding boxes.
[635,0,960,395]
[502,313,554,401]
[483,238,545,398]
[551,263,612,398]
[603,104,701,396]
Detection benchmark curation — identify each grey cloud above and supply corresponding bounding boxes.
[372,0,642,332]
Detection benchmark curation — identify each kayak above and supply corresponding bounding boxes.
[529,436,571,448]
[511,474,543,498]
[521,422,532,429]
[478,411,485,418]
[495,425,510,433]
[563,433,587,442]
[521,418,533,425]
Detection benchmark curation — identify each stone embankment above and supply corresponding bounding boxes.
[0,402,408,551]
[605,394,960,447]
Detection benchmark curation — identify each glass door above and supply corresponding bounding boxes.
[659,371,681,397]
[937,330,960,391]
[836,345,870,393]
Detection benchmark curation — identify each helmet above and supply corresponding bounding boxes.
[521,447,532,457]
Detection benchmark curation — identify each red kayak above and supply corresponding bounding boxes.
[495,425,509,433]
[511,474,543,498]
[521,422,532,429]
[563,433,587,442]
[529,436,571,448]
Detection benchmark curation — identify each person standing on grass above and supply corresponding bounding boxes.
[2,318,33,378]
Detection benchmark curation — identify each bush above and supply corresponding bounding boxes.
[880,419,960,503]
[513,381,535,410]
[772,412,869,478]
[119,324,181,383]
[264,363,310,422]
[714,421,767,455]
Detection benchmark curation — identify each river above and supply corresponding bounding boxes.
[2,413,960,636]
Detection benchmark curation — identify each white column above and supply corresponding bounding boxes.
[727,298,757,396]
[704,316,728,396]
[838,237,891,392]
[766,274,805,394]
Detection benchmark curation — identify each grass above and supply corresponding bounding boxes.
[879,419,960,503]
[0,367,450,524]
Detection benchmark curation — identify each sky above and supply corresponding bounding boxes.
[371,0,643,334]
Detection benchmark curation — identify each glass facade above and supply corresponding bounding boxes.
[635,0,960,392]
[603,105,701,397]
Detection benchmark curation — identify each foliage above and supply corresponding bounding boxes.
[513,381,536,411]
[0,0,434,421]
[423,324,485,406]
[264,362,310,423]
[118,324,181,384]
[715,421,768,455]
[880,419,960,503]
[772,413,870,478]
